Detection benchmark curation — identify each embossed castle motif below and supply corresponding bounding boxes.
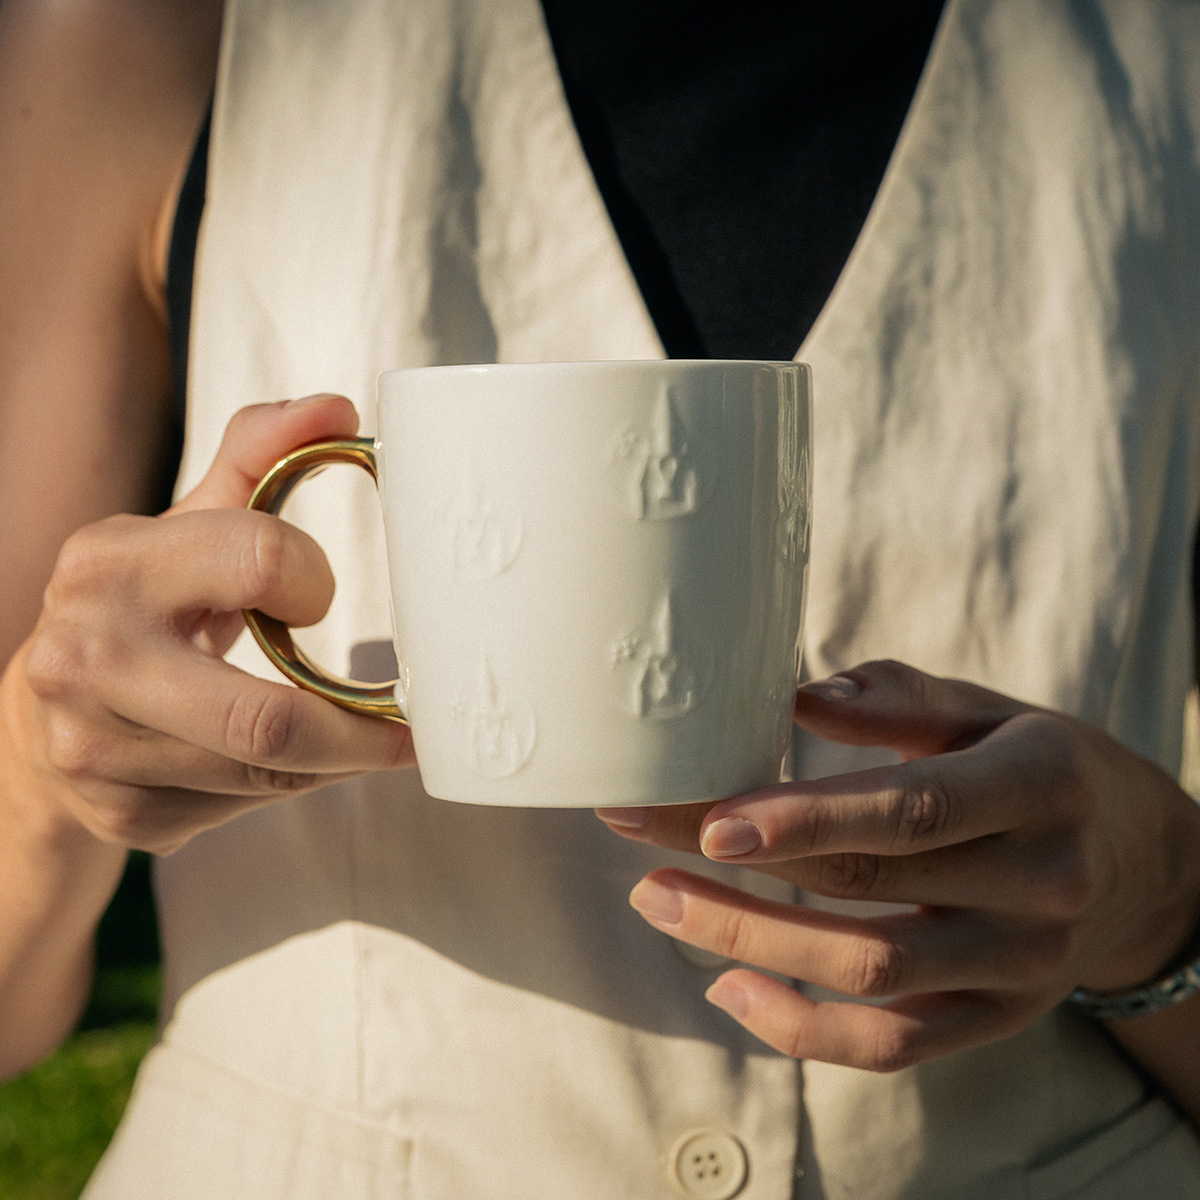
[610,595,714,720]
[451,658,536,778]
[618,387,712,520]
[442,459,523,580]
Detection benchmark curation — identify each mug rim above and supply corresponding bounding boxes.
[378,359,808,384]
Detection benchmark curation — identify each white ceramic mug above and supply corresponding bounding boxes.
[245,360,811,807]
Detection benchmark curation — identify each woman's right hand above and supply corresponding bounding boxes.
[6,394,414,856]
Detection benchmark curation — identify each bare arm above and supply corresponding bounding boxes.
[0,0,220,1077]
[0,0,222,660]
[0,4,414,1083]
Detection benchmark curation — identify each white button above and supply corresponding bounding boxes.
[669,1129,749,1200]
[673,938,735,970]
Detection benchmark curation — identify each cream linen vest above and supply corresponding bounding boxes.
[85,1,1200,1198]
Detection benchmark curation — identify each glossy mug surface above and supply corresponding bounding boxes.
[246,360,812,807]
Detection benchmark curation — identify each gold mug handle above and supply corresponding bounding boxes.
[242,438,408,723]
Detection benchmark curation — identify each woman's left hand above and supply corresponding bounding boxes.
[596,660,1200,1071]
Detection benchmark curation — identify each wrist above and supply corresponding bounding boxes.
[0,649,128,1078]
[1070,919,1200,1021]
[1078,895,1200,996]
[0,647,118,864]
[1073,794,1200,1013]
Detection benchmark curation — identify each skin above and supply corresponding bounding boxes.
[1,0,1199,1150]
[0,0,413,1079]
[597,661,1200,1124]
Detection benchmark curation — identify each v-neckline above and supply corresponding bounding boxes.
[529,0,959,366]
[799,0,958,362]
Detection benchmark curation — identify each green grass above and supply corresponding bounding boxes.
[0,855,160,1199]
[0,1020,156,1200]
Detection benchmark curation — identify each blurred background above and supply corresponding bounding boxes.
[0,854,159,1199]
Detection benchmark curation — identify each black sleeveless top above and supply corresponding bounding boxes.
[540,0,945,360]
[162,3,945,502]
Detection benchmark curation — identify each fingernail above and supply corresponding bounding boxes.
[701,817,762,859]
[800,673,862,702]
[629,878,684,926]
[595,806,652,830]
[282,394,334,409]
[706,977,749,1020]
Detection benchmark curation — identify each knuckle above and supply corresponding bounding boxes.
[862,1023,921,1074]
[1012,708,1074,754]
[780,1020,810,1062]
[845,935,908,999]
[42,715,106,778]
[815,852,885,900]
[899,664,934,712]
[244,764,318,794]
[48,528,104,596]
[25,625,87,700]
[47,515,143,600]
[786,800,836,855]
[45,543,83,603]
[1032,849,1092,920]
[712,905,758,964]
[238,518,292,608]
[892,777,954,848]
[1011,711,1091,799]
[225,688,299,763]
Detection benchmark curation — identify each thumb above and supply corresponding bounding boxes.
[169,395,361,514]
[794,659,1033,760]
